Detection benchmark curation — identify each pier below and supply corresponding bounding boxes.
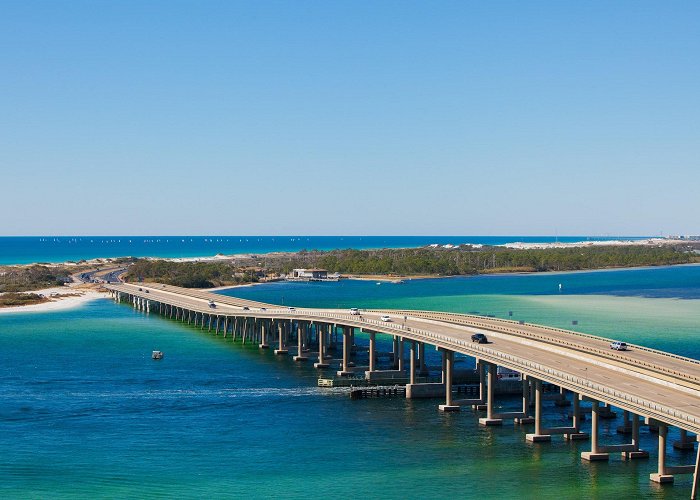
[106,282,700,498]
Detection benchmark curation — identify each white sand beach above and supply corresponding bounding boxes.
[499,237,675,250]
[0,286,107,314]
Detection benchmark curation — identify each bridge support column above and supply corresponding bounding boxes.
[259,320,269,349]
[338,326,353,376]
[418,342,428,376]
[526,379,550,441]
[479,363,502,425]
[581,401,609,461]
[392,337,399,369]
[409,341,416,385]
[438,349,459,412]
[618,410,632,434]
[691,437,700,499]
[515,377,534,424]
[314,323,329,369]
[294,322,308,361]
[674,429,696,451]
[472,360,487,411]
[275,321,288,355]
[651,424,674,483]
[620,413,648,459]
[397,337,405,372]
[368,332,376,372]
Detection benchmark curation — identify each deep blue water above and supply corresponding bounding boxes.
[0,235,647,265]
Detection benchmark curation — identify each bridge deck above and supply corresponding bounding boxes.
[105,282,700,434]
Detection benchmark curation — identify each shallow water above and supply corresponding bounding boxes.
[1,266,699,498]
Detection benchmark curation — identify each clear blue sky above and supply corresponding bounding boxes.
[1,1,698,236]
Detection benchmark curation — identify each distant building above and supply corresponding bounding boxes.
[291,268,328,280]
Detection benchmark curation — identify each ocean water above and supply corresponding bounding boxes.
[1,266,699,498]
[0,235,647,265]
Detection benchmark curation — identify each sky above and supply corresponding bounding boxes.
[1,1,698,236]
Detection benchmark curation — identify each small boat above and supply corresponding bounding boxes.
[152,350,164,360]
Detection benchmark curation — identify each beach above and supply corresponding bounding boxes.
[0,286,107,314]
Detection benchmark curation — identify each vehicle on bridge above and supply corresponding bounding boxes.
[380,315,391,322]
[208,300,216,309]
[350,308,360,315]
[471,333,488,344]
[610,341,628,351]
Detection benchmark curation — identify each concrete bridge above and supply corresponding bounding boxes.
[105,282,700,497]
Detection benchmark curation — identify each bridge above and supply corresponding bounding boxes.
[105,282,700,497]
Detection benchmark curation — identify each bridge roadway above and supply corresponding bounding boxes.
[105,282,700,494]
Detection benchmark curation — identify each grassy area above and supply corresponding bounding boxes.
[0,292,48,307]
[0,265,77,293]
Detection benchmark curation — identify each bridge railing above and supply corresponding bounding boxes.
[376,309,700,368]
[368,309,700,384]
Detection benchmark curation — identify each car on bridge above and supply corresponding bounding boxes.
[380,315,391,322]
[350,308,360,315]
[471,333,488,344]
[208,301,216,309]
[610,341,628,351]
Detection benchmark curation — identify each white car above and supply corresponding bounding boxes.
[350,308,360,315]
[610,341,628,351]
[380,315,391,322]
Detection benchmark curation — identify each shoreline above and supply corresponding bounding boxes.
[0,286,107,314]
[208,263,700,292]
[0,237,690,268]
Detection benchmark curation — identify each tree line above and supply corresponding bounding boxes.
[122,245,698,288]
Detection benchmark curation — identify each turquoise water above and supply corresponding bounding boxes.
[1,266,699,498]
[0,235,647,265]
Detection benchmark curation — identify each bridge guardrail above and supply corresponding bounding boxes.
[371,309,700,384]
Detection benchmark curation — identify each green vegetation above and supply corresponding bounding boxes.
[0,292,47,307]
[282,245,698,275]
[125,260,261,288]
[122,244,699,288]
[0,265,73,292]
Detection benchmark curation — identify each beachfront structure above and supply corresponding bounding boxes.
[290,268,328,280]
[106,282,700,498]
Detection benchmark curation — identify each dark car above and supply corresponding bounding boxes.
[242,306,250,311]
[471,333,488,344]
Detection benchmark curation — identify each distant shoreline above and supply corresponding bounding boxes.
[1,236,687,269]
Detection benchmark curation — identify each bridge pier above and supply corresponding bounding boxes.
[314,323,329,368]
[438,349,459,412]
[368,332,376,372]
[338,326,353,376]
[514,377,534,424]
[275,321,288,355]
[419,342,428,376]
[674,429,696,451]
[294,322,308,361]
[581,401,610,461]
[259,320,269,349]
[479,362,502,425]
[526,382,587,442]
[409,340,417,385]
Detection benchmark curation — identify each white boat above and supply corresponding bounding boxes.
[152,350,164,360]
